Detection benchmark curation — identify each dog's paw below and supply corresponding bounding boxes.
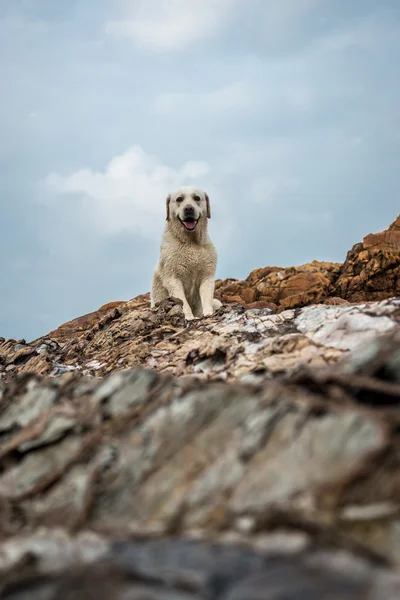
[202,308,214,318]
[212,298,222,311]
[184,312,197,321]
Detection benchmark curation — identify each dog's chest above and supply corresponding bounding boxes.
[160,234,217,294]
[182,245,214,278]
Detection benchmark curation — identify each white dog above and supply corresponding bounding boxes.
[150,186,222,320]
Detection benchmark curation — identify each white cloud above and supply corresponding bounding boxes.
[103,0,321,52]
[43,145,212,239]
[104,0,238,52]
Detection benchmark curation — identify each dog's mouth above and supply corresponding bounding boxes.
[179,217,199,231]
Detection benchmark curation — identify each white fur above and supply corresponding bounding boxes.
[150,186,222,320]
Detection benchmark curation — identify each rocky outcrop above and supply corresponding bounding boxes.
[335,215,400,303]
[0,297,399,385]
[215,215,400,311]
[227,260,342,311]
[1,215,398,383]
[0,215,399,597]
[0,328,399,598]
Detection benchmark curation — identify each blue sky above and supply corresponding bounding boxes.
[1,0,399,341]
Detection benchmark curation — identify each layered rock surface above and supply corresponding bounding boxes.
[0,216,399,598]
[217,214,400,311]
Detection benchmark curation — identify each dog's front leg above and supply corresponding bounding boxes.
[199,276,215,317]
[164,278,195,320]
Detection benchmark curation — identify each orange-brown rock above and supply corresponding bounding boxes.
[215,262,342,311]
[323,297,351,306]
[244,261,342,309]
[223,294,245,304]
[389,214,400,231]
[215,217,399,311]
[45,303,125,345]
[239,286,256,304]
[363,214,400,249]
[46,293,149,344]
[279,271,332,309]
[98,300,126,311]
[335,216,400,303]
[247,300,277,310]
[214,279,255,306]
[245,265,282,286]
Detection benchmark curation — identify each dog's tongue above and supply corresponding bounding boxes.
[184,220,197,230]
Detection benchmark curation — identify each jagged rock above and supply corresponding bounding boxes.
[0,216,399,595]
[0,298,399,383]
[0,331,399,541]
[250,261,342,310]
[335,215,400,303]
[218,216,399,310]
[45,296,149,344]
[0,331,399,596]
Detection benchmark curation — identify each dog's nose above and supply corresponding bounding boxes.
[184,205,195,216]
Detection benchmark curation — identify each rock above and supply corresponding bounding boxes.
[0,333,400,595]
[224,295,245,305]
[216,216,400,311]
[247,300,277,311]
[0,215,399,595]
[0,533,399,599]
[0,331,399,543]
[251,261,342,309]
[335,216,400,303]
[324,297,351,306]
[1,297,399,384]
[6,214,394,360]
[45,294,149,344]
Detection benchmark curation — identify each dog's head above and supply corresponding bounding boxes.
[165,186,211,232]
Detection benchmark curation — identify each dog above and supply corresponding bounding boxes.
[150,186,222,320]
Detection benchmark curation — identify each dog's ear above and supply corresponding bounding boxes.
[165,194,171,221]
[205,193,211,219]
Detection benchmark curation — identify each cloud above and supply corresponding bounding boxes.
[104,0,238,52]
[103,0,323,53]
[43,145,213,239]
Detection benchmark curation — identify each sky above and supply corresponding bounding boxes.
[0,0,399,342]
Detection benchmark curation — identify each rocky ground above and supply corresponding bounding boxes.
[0,216,399,598]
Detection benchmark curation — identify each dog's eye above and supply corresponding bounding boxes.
[176,196,183,203]
[194,195,201,202]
